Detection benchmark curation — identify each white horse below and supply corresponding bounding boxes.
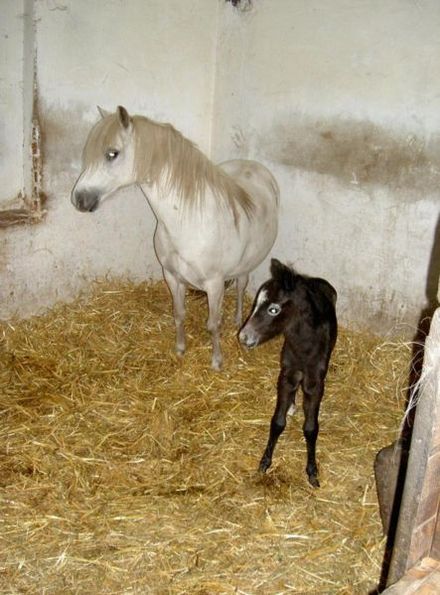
[71,106,279,369]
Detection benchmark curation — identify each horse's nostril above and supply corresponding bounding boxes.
[73,191,99,213]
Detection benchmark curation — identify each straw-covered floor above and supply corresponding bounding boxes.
[0,281,413,593]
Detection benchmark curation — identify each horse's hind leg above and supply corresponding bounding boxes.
[163,269,186,356]
[206,278,225,370]
[235,273,249,327]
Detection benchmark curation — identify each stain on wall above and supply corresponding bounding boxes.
[39,104,96,196]
[260,116,440,198]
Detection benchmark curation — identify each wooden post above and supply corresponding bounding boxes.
[387,303,440,585]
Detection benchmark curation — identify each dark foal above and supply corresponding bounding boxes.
[239,259,337,487]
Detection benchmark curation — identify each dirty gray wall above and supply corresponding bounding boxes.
[212,0,440,333]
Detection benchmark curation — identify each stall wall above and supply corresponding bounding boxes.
[1,0,439,336]
[212,0,440,332]
[0,0,26,206]
[1,0,218,317]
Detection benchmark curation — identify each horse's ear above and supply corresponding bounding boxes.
[97,106,110,119]
[117,105,131,129]
[270,258,296,291]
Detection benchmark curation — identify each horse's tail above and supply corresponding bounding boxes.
[269,172,280,207]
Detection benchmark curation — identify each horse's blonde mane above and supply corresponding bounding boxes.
[134,116,255,221]
[84,113,255,222]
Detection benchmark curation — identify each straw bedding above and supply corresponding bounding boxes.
[0,281,412,593]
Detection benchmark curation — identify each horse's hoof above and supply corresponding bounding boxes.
[211,353,223,371]
[175,345,186,357]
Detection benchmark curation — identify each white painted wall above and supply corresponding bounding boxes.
[212,0,440,333]
[1,0,218,317]
[0,0,25,205]
[1,0,439,336]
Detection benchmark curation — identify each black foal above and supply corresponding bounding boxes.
[239,259,337,487]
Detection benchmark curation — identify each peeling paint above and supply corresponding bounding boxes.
[29,74,44,210]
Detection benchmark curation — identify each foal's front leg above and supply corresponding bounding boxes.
[205,278,225,370]
[163,269,186,356]
[259,369,301,473]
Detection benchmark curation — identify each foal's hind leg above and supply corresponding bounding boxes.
[259,369,302,473]
[163,269,186,356]
[205,278,225,370]
[302,371,325,488]
[235,273,249,327]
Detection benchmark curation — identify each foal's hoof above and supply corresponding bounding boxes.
[259,458,271,473]
[308,475,320,488]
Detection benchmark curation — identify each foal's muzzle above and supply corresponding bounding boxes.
[72,189,100,212]
[238,327,259,349]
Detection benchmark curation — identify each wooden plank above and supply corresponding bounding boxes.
[384,557,440,594]
[430,504,440,560]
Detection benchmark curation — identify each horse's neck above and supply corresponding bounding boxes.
[139,179,190,232]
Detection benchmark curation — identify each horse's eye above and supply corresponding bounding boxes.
[267,303,281,316]
[105,149,119,162]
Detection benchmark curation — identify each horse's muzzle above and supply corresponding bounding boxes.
[72,189,100,212]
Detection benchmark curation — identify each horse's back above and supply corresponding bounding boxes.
[218,159,279,208]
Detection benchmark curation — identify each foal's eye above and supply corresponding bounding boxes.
[267,303,281,316]
[105,149,119,162]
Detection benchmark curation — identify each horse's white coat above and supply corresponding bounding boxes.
[72,108,279,369]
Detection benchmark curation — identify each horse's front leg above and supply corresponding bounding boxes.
[259,369,301,473]
[163,269,186,356]
[205,278,225,370]
[235,273,249,327]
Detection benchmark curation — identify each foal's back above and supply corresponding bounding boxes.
[284,275,338,369]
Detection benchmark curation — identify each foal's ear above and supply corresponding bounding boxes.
[97,106,111,119]
[270,258,296,291]
[117,105,131,129]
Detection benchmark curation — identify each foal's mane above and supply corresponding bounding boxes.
[86,113,254,221]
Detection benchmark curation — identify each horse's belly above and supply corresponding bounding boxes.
[156,222,276,288]
[154,228,212,289]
